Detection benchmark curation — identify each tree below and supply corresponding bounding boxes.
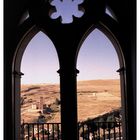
[20,97,25,105]
[106,115,116,129]
[37,114,46,123]
[98,117,107,129]
[55,98,61,105]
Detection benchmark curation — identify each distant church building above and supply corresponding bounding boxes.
[39,97,44,110]
[31,97,47,112]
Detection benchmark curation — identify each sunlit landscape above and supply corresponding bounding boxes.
[21,79,121,123]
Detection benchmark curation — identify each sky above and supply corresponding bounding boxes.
[77,29,119,81]
[21,1,120,84]
[21,32,60,84]
[21,29,120,84]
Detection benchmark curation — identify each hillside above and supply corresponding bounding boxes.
[21,79,121,123]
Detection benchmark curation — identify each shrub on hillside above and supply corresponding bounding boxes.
[37,115,46,123]
[55,98,61,105]
[50,104,59,112]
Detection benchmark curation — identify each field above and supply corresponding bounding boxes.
[21,79,121,123]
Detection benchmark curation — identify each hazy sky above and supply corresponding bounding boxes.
[21,1,119,84]
[77,29,119,81]
[21,32,60,84]
[21,29,119,84]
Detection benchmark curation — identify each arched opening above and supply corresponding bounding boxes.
[77,27,126,139]
[13,27,61,140]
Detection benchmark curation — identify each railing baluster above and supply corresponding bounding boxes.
[52,123,55,140]
[119,122,121,140]
[82,124,84,140]
[103,123,105,140]
[92,124,95,140]
[87,123,89,140]
[44,124,46,139]
[37,123,39,140]
[114,122,116,140]
[47,123,50,140]
[98,122,100,140]
[23,124,25,140]
[21,123,25,140]
[78,123,80,139]
[42,124,44,140]
[32,124,34,139]
[27,124,30,140]
[108,127,110,140]
[57,123,59,140]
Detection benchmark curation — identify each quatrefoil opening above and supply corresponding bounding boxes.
[49,0,85,24]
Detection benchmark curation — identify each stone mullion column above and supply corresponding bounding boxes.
[13,71,24,140]
[117,67,127,140]
[58,67,79,140]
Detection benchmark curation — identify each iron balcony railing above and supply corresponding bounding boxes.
[79,122,122,140]
[21,122,122,140]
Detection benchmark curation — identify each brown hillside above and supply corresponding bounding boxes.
[21,79,121,123]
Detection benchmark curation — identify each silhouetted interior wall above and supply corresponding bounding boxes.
[4,0,136,140]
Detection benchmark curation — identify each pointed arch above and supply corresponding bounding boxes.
[76,24,125,68]
[77,28,120,81]
[21,31,60,84]
[12,26,60,139]
[76,23,127,139]
[77,28,121,119]
[13,26,60,73]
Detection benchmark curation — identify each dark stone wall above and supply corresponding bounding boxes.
[4,0,136,139]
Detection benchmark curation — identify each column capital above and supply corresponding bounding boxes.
[117,67,126,73]
[57,68,79,75]
[13,71,24,78]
